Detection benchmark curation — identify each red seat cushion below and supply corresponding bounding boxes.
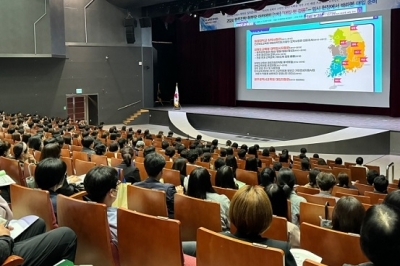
[184,254,196,266]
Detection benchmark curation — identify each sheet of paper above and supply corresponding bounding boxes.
[290,248,322,266]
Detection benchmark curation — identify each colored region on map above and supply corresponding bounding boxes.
[327,26,367,78]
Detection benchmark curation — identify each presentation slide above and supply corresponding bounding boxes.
[246,16,382,92]
[236,10,391,108]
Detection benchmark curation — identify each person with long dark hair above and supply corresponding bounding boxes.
[117,146,140,183]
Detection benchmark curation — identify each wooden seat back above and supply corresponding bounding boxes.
[33,151,41,163]
[91,154,108,166]
[0,157,24,186]
[162,168,181,187]
[74,159,96,175]
[209,169,217,186]
[300,222,368,266]
[297,192,336,206]
[364,191,386,204]
[72,151,89,163]
[57,194,116,266]
[212,186,237,201]
[236,169,258,185]
[174,193,221,241]
[10,184,55,231]
[60,148,70,158]
[135,162,147,181]
[364,164,380,173]
[354,183,374,195]
[303,259,327,266]
[350,166,367,184]
[127,185,168,217]
[296,186,319,195]
[197,227,284,266]
[1,255,24,266]
[110,157,123,167]
[261,216,288,241]
[60,156,74,176]
[186,164,197,175]
[292,169,309,186]
[300,202,334,226]
[117,208,184,266]
[332,167,352,181]
[332,186,359,196]
[196,161,210,169]
[71,145,82,152]
[335,192,371,204]
[135,157,144,163]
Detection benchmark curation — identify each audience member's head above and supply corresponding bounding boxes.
[316,172,336,192]
[265,183,289,220]
[28,136,42,151]
[383,190,400,209]
[373,175,388,193]
[13,142,28,161]
[165,146,176,158]
[201,152,211,163]
[317,158,327,165]
[273,162,282,172]
[219,149,227,158]
[225,147,233,156]
[144,152,165,179]
[225,155,238,171]
[215,165,236,190]
[187,167,214,200]
[40,143,61,161]
[84,166,119,206]
[161,141,169,150]
[360,204,400,266]
[337,172,351,188]
[335,157,343,165]
[82,136,94,149]
[35,158,67,192]
[121,146,134,167]
[279,153,289,163]
[231,142,238,149]
[229,185,272,237]
[94,144,107,155]
[269,146,276,153]
[313,153,319,159]
[300,158,310,171]
[187,149,199,164]
[366,170,379,185]
[356,157,364,165]
[300,147,307,155]
[277,168,296,198]
[262,148,269,157]
[332,196,365,234]
[214,158,226,171]
[172,157,187,180]
[143,146,156,157]
[237,149,246,159]
[245,157,258,172]
[109,142,119,152]
[259,167,276,187]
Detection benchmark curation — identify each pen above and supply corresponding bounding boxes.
[4,221,10,228]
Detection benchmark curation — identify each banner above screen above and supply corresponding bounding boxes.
[200,0,400,31]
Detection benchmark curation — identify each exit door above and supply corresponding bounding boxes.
[66,94,99,125]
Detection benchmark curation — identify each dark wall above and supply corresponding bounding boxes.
[0,0,65,56]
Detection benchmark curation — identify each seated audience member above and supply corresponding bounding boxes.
[315,172,339,201]
[219,149,227,158]
[0,218,77,265]
[210,139,218,153]
[215,165,238,190]
[167,131,173,138]
[108,142,119,153]
[262,148,269,157]
[187,167,230,231]
[279,153,289,163]
[35,158,71,218]
[214,157,226,171]
[237,149,246,160]
[317,158,327,165]
[201,152,211,163]
[355,157,369,173]
[273,162,282,172]
[367,170,379,186]
[94,143,107,155]
[300,158,310,171]
[265,184,300,248]
[282,149,293,164]
[81,136,95,157]
[313,153,319,159]
[12,142,36,164]
[240,144,248,153]
[332,196,365,234]
[180,149,188,159]
[373,175,388,194]
[225,140,232,148]
[143,146,156,157]
[28,136,43,152]
[117,147,140,184]
[248,146,261,167]
[134,141,145,156]
[335,157,343,165]
[337,172,357,190]
[40,143,60,161]
[245,157,259,173]
[172,158,187,187]
[223,185,296,266]
[117,138,126,150]
[259,167,276,187]
[269,146,276,155]
[225,155,238,177]
[383,190,400,208]
[225,147,234,156]
[231,142,238,149]
[164,146,176,161]
[299,147,307,157]
[303,168,320,189]
[161,141,169,151]
[277,168,306,226]
[187,149,198,165]
[299,153,307,160]
[134,153,176,218]
[356,204,400,266]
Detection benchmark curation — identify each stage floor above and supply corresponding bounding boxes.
[150,105,400,131]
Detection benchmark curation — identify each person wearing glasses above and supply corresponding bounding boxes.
[83,166,121,246]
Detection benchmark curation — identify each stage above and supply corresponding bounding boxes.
[136,105,400,155]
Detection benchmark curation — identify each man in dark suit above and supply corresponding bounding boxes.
[134,152,176,218]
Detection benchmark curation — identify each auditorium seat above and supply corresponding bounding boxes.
[134,162,147,181]
[0,157,24,186]
[174,193,221,241]
[196,161,210,169]
[354,183,374,195]
[10,184,56,232]
[300,222,368,266]
[331,186,359,196]
[209,169,217,186]
[60,148,70,158]
[162,168,181,187]
[90,154,108,166]
[109,157,123,167]
[197,227,284,266]
[335,192,371,204]
[350,166,368,184]
[74,159,96,176]
[57,195,118,266]
[117,208,195,266]
[295,186,319,195]
[236,169,258,185]
[212,186,237,201]
[364,191,386,204]
[186,164,197,175]
[364,164,380,173]
[60,157,74,176]
[127,185,168,217]
[2,255,24,266]
[332,167,352,181]
[292,169,309,186]
[300,202,334,226]
[297,192,336,206]
[261,216,288,242]
[72,151,89,164]
[303,259,327,266]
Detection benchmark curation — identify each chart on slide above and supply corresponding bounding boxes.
[246,16,383,92]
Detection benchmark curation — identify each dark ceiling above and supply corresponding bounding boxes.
[106,0,176,8]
